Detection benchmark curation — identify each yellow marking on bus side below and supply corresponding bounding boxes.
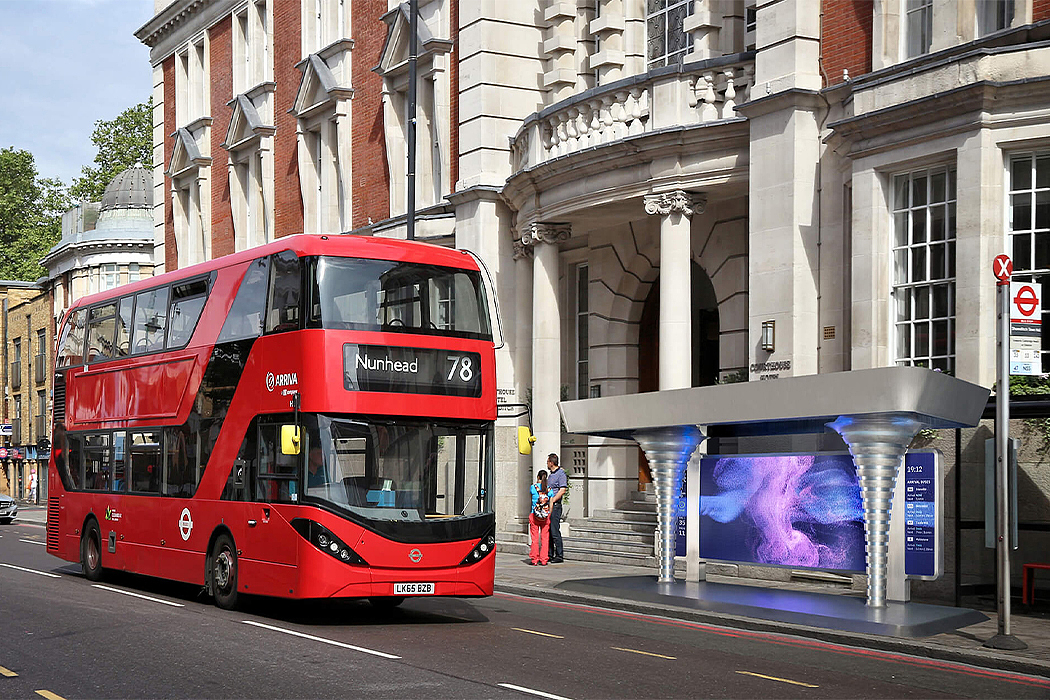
[0,666,17,677]
[735,670,819,688]
[35,691,67,700]
[511,627,564,639]
[610,646,676,660]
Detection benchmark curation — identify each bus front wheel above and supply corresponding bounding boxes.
[80,520,103,581]
[210,534,239,610]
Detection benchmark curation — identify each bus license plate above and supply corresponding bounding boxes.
[394,582,434,595]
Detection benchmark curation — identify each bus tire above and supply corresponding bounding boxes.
[81,520,103,581]
[210,533,239,610]
[369,596,405,610]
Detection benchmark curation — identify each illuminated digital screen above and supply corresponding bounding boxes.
[674,452,939,575]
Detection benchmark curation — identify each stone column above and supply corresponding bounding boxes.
[634,426,705,583]
[827,414,923,607]
[645,191,705,390]
[524,222,570,475]
[514,239,536,503]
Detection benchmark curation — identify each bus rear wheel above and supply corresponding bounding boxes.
[210,534,239,610]
[80,520,103,581]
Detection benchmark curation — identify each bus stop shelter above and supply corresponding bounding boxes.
[557,366,991,637]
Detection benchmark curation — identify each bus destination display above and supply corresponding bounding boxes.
[343,343,482,397]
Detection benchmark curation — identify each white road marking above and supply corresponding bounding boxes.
[497,683,574,700]
[242,620,401,659]
[92,585,185,608]
[0,562,60,578]
[20,539,46,546]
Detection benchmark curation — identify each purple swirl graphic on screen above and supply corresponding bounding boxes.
[700,455,864,570]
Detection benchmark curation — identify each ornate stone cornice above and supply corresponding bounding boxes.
[644,191,706,217]
[520,222,571,247]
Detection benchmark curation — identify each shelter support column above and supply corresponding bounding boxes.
[633,426,705,583]
[524,223,570,475]
[828,413,923,607]
[645,191,705,390]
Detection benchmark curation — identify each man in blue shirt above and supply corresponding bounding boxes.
[546,453,568,563]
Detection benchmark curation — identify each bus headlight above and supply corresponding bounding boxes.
[458,531,496,566]
[291,518,368,566]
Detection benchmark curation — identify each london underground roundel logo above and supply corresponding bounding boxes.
[1014,285,1040,317]
[409,548,423,563]
[265,372,275,391]
[179,508,194,541]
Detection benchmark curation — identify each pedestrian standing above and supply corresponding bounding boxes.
[546,453,567,563]
[528,470,551,565]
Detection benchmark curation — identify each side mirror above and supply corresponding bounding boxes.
[518,426,537,455]
[281,425,301,455]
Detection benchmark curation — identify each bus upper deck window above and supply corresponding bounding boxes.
[266,251,301,334]
[56,309,87,368]
[86,304,117,363]
[168,278,209,349]
[218,257,269,342]
[132,287,170,353]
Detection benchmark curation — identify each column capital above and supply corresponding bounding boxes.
[520,221,571,247]
[512,238,534,260]
[644,191,706,217]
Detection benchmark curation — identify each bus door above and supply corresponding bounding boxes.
[240,420,299,571]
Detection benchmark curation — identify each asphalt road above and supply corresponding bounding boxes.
[1,518,1048,700]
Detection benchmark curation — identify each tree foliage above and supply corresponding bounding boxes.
[0,148,69,281]
[70,98,153,202]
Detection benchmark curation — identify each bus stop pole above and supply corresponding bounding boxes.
[986,273,1027,650]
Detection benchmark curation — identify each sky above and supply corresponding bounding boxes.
[0,0,155,187]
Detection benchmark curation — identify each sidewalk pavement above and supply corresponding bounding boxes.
[492,552,1050,678]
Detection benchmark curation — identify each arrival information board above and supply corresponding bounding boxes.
[903,451,940,579]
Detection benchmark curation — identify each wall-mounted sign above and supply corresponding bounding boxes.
[0,424,11,437]
[343,344,482,397]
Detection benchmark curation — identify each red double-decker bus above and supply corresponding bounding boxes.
[46,234,498,609]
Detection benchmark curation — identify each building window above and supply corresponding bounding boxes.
[647,0,691,70]
[977,0,1014,37]
[13,395,21,440]
[174,177,209,266]
[103,264,118,290]
[11,337,21,390]
[176,36,208,125]
[129,263,140,283]
[576,264,589,399]
[36,389,46,438]
[233,0,271,94]
[1009,152,1050,371]
[35,328,46,383]
[303,0,347,56]
[892,166,956,372]
[905,0,933,59]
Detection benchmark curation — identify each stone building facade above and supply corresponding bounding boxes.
[137,0,1050,598]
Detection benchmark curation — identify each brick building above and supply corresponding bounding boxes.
[1,283,52,501]
[136,1,1050,598]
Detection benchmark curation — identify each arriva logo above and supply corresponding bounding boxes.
[265,371,298,392]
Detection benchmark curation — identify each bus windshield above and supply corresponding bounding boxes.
[305,415,493,522]
[309,256,492,339]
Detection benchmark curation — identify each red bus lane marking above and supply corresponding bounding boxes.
[494,592,1050,689]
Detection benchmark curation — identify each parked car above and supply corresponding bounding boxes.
[0,494,17,524]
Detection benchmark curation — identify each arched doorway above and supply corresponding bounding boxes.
[636,262,719,485]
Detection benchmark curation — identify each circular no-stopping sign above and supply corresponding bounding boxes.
[994,254,1013,282]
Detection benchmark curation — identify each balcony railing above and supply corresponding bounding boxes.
[34,354,46,383]
[12,419,21,441]
[511,54,754,174]
[34,415,46,439]
[9,361,20,390]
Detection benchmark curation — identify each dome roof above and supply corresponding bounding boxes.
[99,163,153,211]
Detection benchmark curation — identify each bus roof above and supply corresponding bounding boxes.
[70,234,482,311]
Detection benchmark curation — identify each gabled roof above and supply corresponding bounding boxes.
[222,94,275,151]
[292,54,353,118]
[167,127,211,178]
[374,2,453,77]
